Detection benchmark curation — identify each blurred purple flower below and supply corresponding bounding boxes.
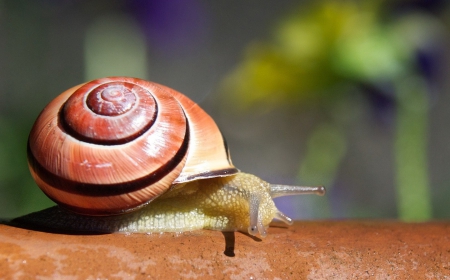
[360,82,396,126]
[390,0,446,13]
[364,40,443,125]
[126,0,210,54]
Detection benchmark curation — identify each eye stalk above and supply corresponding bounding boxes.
[248,183,326,237]
[270,184,326,198]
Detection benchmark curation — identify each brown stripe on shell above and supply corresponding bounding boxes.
[27,123,189,197]
[58,104,157,145]
[220,129,235,167]
[27,124,189,215]
[62,80,158,144]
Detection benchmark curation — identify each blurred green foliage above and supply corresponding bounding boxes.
[222,1,439,108]
[0,118,54,218]
[222,0,443,221]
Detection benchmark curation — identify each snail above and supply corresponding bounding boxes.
[16,77,325,237]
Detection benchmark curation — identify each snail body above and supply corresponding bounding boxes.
[21,77,325,237]
[17,173,324,236]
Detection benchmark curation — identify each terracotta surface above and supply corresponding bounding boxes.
[0,220,449,279]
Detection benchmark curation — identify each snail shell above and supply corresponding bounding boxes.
[27,77,238,216]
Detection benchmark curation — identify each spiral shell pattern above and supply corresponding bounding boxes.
[27,77,238,215]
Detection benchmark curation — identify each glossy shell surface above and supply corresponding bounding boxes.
[27,77,238,215]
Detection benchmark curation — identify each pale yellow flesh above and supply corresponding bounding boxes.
[125,173,280,235]
[15,173,286,237]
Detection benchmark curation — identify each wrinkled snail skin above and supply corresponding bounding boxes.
[14,173,325,237]
[22,77,325,237]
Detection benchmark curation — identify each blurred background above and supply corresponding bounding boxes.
[1,0,449,221]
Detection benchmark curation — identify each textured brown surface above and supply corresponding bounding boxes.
[0,221,449,279]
